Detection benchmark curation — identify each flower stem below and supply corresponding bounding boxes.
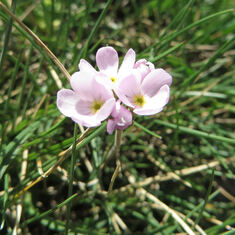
[108,129,122,192]
[65,123,78,234]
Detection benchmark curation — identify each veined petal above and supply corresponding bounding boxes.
[94,72,114,90]
[92,75,114,101]
[96,46,119,76]
[116,73,141,107]
[118,105,132,125]
[133,107,163,115]
[56,89,79,117]
[149,84,170,108]
[70,71,93,101]
[134,85,170,115]
[141,69,172,97]
[96,98,116,122]
[111,100,121,118]
[115,89,135,108]
[75,99,93,115]
[78,59,97,75]
[107,119,116,134]
[72,116,101,127]
[118,48,136,78]
[107,104,132,134]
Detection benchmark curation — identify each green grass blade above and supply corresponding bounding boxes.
[0,0,16,72]
[76,0,113,62]
[21,193,78,227]
[155,120,235,144]
[134,121,161,139]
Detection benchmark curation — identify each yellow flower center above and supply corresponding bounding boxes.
[133,94,146,107]
[90,100,104,114]
[110,76,117,83]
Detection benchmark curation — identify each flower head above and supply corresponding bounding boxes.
[57,71,115,127]
[134,59,155,81]
[56,46,172,134]
[116,68,172,115]
[107,101,132,134]
[79,46,136,89]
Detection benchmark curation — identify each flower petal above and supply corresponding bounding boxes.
[94,72,114,90]
[141,69,172,97]
[75,99,92,115]
[116,73,141,108]
[107,119,116,134]
[107,104,132,134]
[92,76,114,101]
[72,116,101,127]
[96,98,116,122]
[133,107,163,116]
[70,71,93,101]
[78,59,97,75]
[56,89,79,117]
[134,85,170,115]
[96,46,119,76]
[118,48,136,78]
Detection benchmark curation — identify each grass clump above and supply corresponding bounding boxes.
[0,0,235,234]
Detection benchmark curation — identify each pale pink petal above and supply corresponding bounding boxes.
[75,100,92,115]
[96,98,116,122]
[134,59,147,68]
[70,71,93,101]
[56,89,79,117]
[107,119,116,134]
[93,72,113,90]
[96,46,119,76]
[114,89,135,108]
[133,85,170,115]
[134,107,163,115]
[146,61,155,70]
[141,69,172,97]
[72,116,101,127]
[117,105,132,127]
[116,73,141,107]
[111,100,121,118]
[148,84,170,108]
[118,48,136,78]
[78,59,97,75]
[92,77,114,101]
[107,104,132,134]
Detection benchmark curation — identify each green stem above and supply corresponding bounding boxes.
[108,130,122,193]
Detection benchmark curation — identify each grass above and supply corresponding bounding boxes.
[0,0,235,234]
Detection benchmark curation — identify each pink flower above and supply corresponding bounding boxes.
[57,71,115,127]
[116,69,172,115]
[134,59,155,81]
[56,46,173,133]
[107,101,132,134]
[79,46,136,89]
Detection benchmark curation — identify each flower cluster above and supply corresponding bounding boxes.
[57,46,172,134]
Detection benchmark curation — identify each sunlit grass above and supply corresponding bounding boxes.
[0,0,235,234]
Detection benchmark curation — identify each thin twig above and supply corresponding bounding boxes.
[108,130,122,192]
[14,128,90,199]
[146,154,192,188]
[114,156,235,193]
[138,188,195,235]
[0,2,70,81]
[13,149,28,235]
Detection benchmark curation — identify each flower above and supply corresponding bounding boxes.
[116,68,172,115]
[57,70,115,127]
[79,46,136,89]
[134,59,155,81]
[56,46,173,133]
[107,101,132,134]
